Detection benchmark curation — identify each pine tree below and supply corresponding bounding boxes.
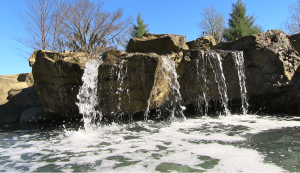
[223,0,263,41]
[131,12,150,38]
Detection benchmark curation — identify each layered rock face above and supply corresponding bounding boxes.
[29,50,90,118]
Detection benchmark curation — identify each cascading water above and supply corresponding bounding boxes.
[207,52,231,116]
[76,58,102,128]
[197,51,209,116]
[144,55,185,121]
[232,51,249,114]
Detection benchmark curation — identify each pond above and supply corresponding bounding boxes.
[0,114,299,172]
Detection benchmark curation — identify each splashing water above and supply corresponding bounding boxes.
[1,115,300,172]
[77,58,103,128]
[207,52,231,116]
[232,51,249,114]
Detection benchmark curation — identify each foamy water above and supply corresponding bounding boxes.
[1,114,299,172]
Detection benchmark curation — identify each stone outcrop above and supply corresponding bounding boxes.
[29,50,91,118]
[0,73,41,125]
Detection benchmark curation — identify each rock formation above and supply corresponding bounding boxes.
[18,30,300,125]
[215,29,300,115]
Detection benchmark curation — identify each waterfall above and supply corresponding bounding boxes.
[232,51,249,114]
[207,52,231,116]
[144,55,185,121]
[197,51,209,116]
[77,58,102,128]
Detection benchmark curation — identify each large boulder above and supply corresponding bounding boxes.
[126,33,189,54]
[29,50,91,117]
[214,29,300,115]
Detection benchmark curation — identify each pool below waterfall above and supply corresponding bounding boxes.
[1,114,300,172]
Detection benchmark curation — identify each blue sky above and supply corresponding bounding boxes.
[0,0,296,75]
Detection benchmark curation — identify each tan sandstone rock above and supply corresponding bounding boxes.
[126,33,189,54]
[0,73,40,125]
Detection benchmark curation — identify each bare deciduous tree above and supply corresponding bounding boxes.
[61,0,132,55]
[17,0,53,51]
[16,0,68,55]
[17,0,132,57]
[283,0,300,34]
[199,5,225,43]
[51,0,69,51]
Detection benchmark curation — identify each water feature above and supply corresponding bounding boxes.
[1,52,300,172]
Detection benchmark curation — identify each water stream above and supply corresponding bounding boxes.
[232,51,249,114]
[76,59,102,128]
[207,52,231,116]
[144,56,185,121]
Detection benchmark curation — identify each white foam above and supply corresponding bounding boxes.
[1,114,299,172]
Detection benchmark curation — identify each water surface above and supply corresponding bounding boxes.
[0,114,299,172]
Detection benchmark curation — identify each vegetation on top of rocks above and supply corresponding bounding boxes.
[123,12,150,50]
[131,12,150,39]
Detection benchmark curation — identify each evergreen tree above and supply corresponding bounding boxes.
[223,0,263,41]
[131,12,150,38]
